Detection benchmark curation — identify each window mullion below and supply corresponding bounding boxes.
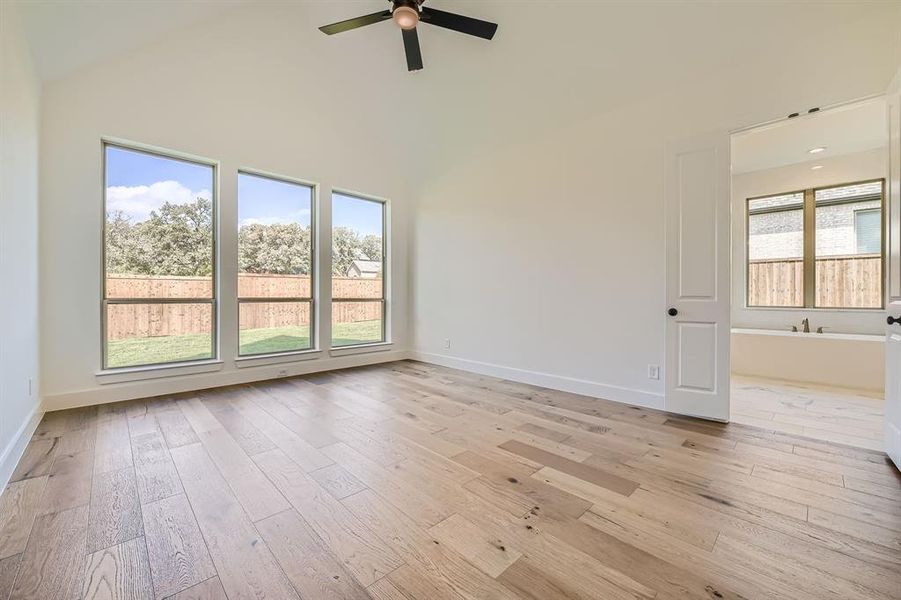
[803,188,816,308]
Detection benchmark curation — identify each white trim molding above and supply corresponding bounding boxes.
[0,402,44,490]
[409,351,665,411]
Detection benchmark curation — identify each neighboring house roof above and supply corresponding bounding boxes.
[348,260,381,276]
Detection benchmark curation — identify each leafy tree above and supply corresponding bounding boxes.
[139,197,213,276]
[106,197,381,279]
[106,197,213,276]
[238,223,311,274]
[361,234,383,263]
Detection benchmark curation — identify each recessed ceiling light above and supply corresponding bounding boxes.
[808,147,826,154]
[811,165,824,170]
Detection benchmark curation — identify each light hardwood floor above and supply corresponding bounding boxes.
[1,360,899,600]
[732,376,885,451]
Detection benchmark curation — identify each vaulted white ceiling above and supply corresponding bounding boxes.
[14,0,901,184]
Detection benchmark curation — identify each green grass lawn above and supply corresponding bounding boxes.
[107,320,383,368]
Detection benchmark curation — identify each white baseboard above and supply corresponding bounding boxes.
[0,402,44,490]
[409,351,664,411]
[43,349,412,412]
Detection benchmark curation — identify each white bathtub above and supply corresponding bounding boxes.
[731,328,885,393]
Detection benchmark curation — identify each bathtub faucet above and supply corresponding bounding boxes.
[792,318,810,333]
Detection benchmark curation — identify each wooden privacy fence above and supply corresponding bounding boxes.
[748,255,881,307]
[106,274,382,339]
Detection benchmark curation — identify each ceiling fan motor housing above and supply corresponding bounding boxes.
[392,0,421,30]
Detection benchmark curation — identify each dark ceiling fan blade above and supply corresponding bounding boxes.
[420,6,497,40]
[319,10,392,35]
[402,27,423,71]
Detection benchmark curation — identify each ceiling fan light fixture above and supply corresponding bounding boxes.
[393,6,419,30]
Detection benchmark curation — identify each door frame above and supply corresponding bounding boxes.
[721,92,895,445]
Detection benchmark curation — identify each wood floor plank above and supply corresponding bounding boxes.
[82,536,153,600]
[94,415,134,475]
[155,409,200,449]
[499,439,639,497]
[169,443,299,600]
[37,427,95,516]
[386,564,468,600]
[0,554,20,600]
[193,427,290,522]
[228,397,334,472]
[342,488,520,600]
[0,477,47,560]
[256,509,372,599]
[322,442,452,527]
[453,451,592,521]
[130,431,183,505]
[515,422,571,444]
[86,467,143,553]
[10,504,89,600]
[429,513,522,578]
[8,439,58,483]
[204,402,276,456]
[252,448,404,587]
[309,464,367,501]
[367,576,414,600]
[176,398,222,436]
[141,494,216,600]
[166,577,227,600]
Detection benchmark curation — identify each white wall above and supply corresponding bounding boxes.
[0,2,42,484]
[412,30,901,408]
[731,148,888,334]
[38,6,414,410]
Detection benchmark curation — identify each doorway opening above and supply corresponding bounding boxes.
[729,98,889,451]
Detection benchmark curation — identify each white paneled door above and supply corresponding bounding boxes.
[664,132,731,421]
[885,68,901,471]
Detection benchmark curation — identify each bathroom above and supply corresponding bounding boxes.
[730,98,888,450]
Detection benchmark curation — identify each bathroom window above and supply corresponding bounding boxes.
[746,179,884,310]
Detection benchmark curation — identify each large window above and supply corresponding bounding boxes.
[237,172,314,356]
[747,180,884,309]
[103,144,216,369]
[331,192,386,346]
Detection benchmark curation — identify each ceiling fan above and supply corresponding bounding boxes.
[319,0,498,72]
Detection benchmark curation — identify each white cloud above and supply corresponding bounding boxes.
[106,180,211,222]
[238,209,311,228]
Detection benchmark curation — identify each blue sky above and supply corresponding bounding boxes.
[238,173,311,227]
[105,146,212,222]
[106,146,212,191]
[106,145,382,237]
[332,193,383,237]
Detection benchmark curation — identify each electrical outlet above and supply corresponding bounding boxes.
[444,338,451,349]
[28,378,33,397]
[648,365,660,380]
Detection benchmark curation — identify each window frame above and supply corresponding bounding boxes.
[745,178,886,311]
[100,140,219,371]
[330,190,389,348]
[236,169,318,358]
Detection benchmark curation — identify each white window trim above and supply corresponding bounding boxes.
[329,342,394,357]
[96,359,223,384]
[234,349,322,368]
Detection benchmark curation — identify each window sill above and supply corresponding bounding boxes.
[234,349,322,368]
[329,342,393,357]
[96,360,223,384]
